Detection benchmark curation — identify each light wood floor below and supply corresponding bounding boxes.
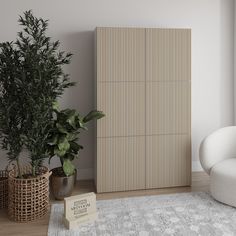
[0,172,209,236]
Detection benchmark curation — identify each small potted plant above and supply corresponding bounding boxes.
[48,105,104,200]
[0,11,75,221]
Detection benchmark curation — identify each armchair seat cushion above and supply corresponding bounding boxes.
[211,158,236,207]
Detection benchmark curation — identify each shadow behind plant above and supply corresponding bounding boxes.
[48,105,104,177]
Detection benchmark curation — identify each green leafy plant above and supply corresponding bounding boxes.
[48,105,105,176]
[0,42,25,177]
[0,10,75,177]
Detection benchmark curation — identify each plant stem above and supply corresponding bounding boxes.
[16,158,22,178]
[32,165,36,177]
[60,157,64,166]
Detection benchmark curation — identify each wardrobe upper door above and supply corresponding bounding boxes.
[146,28,191,82]
[146,28,191,135]
[96,27,145,82]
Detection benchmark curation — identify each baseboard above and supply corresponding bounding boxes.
[76,168,94,180]
[192,160,203,172]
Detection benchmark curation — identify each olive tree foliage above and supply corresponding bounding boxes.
[0,10,75,176]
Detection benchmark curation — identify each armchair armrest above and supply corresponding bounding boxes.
[199,126,236,175]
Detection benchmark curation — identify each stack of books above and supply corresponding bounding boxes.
[63,192,97,229]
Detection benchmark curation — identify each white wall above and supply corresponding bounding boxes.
[0,0,234,178]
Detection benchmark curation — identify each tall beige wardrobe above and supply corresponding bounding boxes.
[95,27,191,193]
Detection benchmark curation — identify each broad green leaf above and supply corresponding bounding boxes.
[65,153,74,161]
[66,132,79,141]
[67,115,76,129]
[63,159,75,176]
[70,141,83,152]
[83,110,105,123]
[56,123,68,134]
[63,109,76,118]
[78,119,88,130]
[54,147,66,157]
[58,136,70,151]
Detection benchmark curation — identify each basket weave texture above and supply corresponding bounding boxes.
[8,166,51,222]
[0,170,8,209]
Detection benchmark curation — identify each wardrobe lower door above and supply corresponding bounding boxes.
[96,136,146,193]
[146,134,191,189]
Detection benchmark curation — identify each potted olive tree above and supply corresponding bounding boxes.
[0,11,75,222]
[0,40,25,209]
[48,105,104,200]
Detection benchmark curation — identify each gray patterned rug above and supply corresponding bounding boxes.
[48,192,236,236]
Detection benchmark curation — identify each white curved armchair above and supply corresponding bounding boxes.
[200,126,236,207]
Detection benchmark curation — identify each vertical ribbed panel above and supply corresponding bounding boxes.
[96,27,146,193]
[97,27,145,82]
[145,28,191,189]
[96,27,191,192]
[146,29,191,82]
[97,137,145,192]
[97,82,145,137]
[146,81,191,135]
[146,135,191,188]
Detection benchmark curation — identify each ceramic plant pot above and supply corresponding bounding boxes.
[50,167,76,200]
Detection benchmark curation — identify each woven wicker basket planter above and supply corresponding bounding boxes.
[8,166,51,222]
[0,170,8,209]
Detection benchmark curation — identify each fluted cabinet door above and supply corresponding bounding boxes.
[96,27,146,193]
[146,135,191,188]
[97,82,145,137]
[146,81,191,135]
[146,29,191,82]
[97,137,145,192]
[96,27,145,82]
[145,28,191,188]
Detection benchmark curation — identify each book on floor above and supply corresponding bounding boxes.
[63,192,97,229]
